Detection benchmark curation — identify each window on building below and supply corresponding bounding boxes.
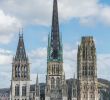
[15,66,18,78]
[22,86,26,96]
[56,66,59,74]
[51,77,55,89]
[84,94,85,98]
[18,66,20,78]
[56,77,60,88]
[24,66,27,78]
[91,95,92,98]
[15,85,19,96]
[52,66,53,74]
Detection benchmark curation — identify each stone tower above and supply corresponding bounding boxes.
[77,36,98,100]
[11,33,30,100]
[45,0,67,100]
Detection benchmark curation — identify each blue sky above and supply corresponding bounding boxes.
[0,0,110,88]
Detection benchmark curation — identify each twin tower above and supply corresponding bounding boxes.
[10,0,99,100]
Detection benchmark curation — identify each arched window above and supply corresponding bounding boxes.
[52,66,53,74]
[54,65,55,74]
[24,66,27,78]
[15,85,19,96]
[56,77,60,88]
[57,65,60,74]
[18,65,20,78]
[51,77,55,89]
[89,71,91,76]
[15,66,17,78]
[56,66,59,74]
[21,66,23,77]
[22,86,26,96]
[91,86,92,90]
[82,71,85,76]
[84,94,85,98]
[83,66,85,70]
[89,66,91,70]
[91,95,92,98]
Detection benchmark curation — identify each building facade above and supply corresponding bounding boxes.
[10,34,40,100]
[77,36,99,100]
[45,0,68,100]
[11,34,30,100]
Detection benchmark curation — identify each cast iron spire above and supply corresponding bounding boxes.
[48,0,62,61]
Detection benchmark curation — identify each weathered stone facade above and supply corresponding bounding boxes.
[11,34,30,100]
[77,36,99,100]
[10,34,40,100]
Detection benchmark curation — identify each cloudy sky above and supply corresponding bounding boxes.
[0,0,110,88]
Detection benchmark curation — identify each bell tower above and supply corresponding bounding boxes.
[77,36,98,100]
[11,33,30,100]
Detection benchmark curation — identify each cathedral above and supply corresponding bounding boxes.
[10,0,99,100]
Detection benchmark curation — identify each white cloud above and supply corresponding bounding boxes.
[30,47,47,59]
[0,0,110,26]
[97,54,110,80]
[0,0,110,44]
[59,0,99,21]
[0,48,12,88]
[0,0,52,26]
[100,6,110,25]
[0,48,13,65]
[0,10,21,44]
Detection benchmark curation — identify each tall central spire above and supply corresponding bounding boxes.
[48,0,62,61]
[51,0,59,35]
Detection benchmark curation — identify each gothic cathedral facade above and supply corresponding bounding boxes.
[45,0,68,100]
[77,37,99,100]
[10,0,100,100]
